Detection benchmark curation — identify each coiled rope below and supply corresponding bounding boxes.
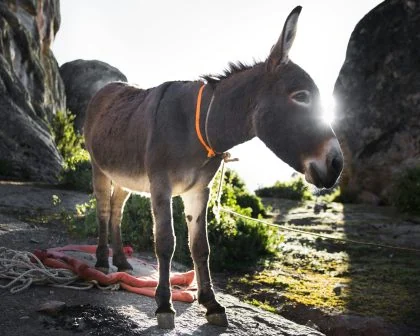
[0,247,119,293]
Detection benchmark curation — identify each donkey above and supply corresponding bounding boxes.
[84,6,343,329]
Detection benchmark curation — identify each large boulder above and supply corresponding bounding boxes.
[334,0,420,203]
[0,0,65,182]
[59,59,127,132]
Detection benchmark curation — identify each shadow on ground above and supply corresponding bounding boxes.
[223,197,420,336]
[341,203,420,331]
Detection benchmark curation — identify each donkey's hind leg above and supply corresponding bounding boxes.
[109,185,133,272]
[182,189,228,327]
[92,164,112,273]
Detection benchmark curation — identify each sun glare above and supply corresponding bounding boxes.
[321,95,336,124]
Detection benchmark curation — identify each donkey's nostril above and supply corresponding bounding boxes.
[330,155,343,174]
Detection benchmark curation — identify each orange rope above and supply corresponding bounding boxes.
[195,84,216,158]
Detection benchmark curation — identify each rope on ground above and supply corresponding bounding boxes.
[215,159,420,254]
[221,207,420,253]
[0,247,118,293]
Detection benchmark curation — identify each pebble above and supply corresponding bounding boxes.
[37,300,66,315]
[333,284,348,296]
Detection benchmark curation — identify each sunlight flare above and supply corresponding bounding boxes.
[321,95,336,124]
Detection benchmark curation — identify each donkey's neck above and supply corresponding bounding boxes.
[204,63,264,153]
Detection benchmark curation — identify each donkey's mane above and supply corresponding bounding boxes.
[201,61,256,85]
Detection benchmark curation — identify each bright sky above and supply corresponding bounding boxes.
[53,0,382,191]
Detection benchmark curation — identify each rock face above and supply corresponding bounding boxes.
[0,0,65,182]
[334,0,420,203]
[59,59,127,132]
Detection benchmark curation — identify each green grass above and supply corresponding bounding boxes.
[392,166,420,214]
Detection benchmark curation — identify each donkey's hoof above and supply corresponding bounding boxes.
[114,258,133,273]
[206,312,228,327]
[116,262,134,274]
[157,312,175,329]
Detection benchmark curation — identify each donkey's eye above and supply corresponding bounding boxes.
[291,90,311,105]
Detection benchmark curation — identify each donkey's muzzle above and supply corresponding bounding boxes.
[304,138,344,189]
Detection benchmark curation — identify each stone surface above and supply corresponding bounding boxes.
[281,303,407,336]
[0,181,90,214]
[0,287,326,336]
[0,183,324,336]
[59,59,127,132]
[0,0,65,182]
[334,0,420,203]
[258,197,420,335]
[2,184,420,335]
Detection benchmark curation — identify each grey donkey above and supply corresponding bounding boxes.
[84,6,344,329]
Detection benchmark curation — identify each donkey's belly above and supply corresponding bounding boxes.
[107,172,151,194]
[106,170,211,196]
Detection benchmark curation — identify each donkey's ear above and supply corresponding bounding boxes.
[266,6,302,72]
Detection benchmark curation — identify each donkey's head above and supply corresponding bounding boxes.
[253,6,343,188]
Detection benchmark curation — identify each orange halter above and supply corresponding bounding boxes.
[195,84,216,158]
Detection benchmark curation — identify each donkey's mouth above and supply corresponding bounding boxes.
[305,162,337,189]
[303,138,344,189]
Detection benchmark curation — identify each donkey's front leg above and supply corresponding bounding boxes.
[150,181,176,329]
[182,189,228,327]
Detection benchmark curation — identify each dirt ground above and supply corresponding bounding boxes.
[222,198,420,336]
[1,182,420,335]
[0,182,322,336]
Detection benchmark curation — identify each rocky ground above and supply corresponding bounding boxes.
[0,182,322,336]
[222,198,420,336]
[1,182,419,336]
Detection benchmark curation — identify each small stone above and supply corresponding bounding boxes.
[333,284,348,296]
[73,318,86,331]
[37,301,66,315]
[306,320,320,331]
